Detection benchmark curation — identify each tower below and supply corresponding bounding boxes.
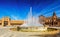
[2,17,10,26]
[52,12,57,21]
[52,12,57,26]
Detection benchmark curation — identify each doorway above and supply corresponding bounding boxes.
[4,21,8,26]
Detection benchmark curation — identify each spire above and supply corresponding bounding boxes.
[53,12,56,16]
[52,12,57,20]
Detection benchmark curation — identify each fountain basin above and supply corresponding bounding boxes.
[10,27,60,35]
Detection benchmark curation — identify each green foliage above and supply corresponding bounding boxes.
[47,28,57,31]
[17,26,20,31]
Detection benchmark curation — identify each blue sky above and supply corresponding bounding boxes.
[0,0,60,20]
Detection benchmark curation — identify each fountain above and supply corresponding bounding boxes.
[20,7,47,31]
[21,7,43,27]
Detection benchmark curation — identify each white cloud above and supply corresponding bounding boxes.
[10,15,20,20]
[36,5,60,16]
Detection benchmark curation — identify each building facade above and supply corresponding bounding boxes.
[39,12,60,27]
[0,17,24,26]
